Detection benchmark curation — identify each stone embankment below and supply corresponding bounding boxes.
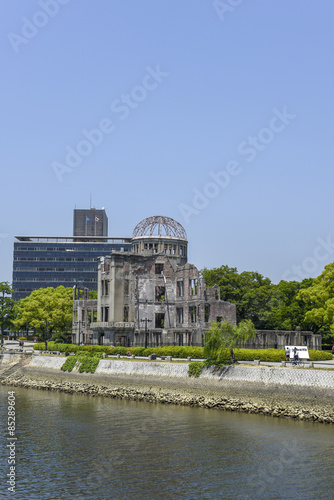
[1,353,334,424]
[2,372,334,424]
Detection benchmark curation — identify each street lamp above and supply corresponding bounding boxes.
[140,317,152,348]
[78,320,81,346]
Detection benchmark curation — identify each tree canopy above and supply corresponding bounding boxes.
[202,266,275,327]
[297,262,334,334]
[202,265,318,332]
[12,286,73,337]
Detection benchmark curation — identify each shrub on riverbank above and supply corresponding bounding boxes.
[61,352,103,373]
[188,361,205,377]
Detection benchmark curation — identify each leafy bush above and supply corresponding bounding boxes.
[309,350,332,361]
[34,342,79,353]
[61,356,77,372]
[78,355,101,373]
[18,336,27,340]
[188,361,205,377]
[61,351,103,373]
[142,346,204,359]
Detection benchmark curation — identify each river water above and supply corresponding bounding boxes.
[1,384,333,500]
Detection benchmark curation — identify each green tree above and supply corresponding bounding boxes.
[0,282,14,345]
[203,319,256,361]
[297,263,334,334]
[12,287,73,344]
[202,266,275,328]
[266,279,314,330]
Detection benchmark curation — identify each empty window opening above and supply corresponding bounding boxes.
[123,306,129,322]
[176,307,184,324]
[205,304,210,323]
[190,279,198,295]
[189,306,197,323]
[155,263,164,275]
[155,286,165,302]
[155,313,165,328]
[177,281,184,297]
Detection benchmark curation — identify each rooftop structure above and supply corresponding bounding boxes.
[73,208,108,238]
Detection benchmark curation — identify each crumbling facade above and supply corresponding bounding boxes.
[243,327,322,351]
[72,216,236,346]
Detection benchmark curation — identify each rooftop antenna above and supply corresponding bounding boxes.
[90,192,92,209]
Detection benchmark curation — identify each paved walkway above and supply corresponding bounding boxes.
[2,340,36,352]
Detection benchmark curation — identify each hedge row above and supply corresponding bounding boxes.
[33,343,204,358]
[33,343,332,361]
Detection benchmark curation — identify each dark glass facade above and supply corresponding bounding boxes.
[12,238,131,301]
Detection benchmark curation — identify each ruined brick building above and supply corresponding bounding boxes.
[72,215,236,347]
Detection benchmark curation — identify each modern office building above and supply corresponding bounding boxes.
[12,208,131,301]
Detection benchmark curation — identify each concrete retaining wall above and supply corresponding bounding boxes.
[96,359,189,377]
[27,356,65,370]
[1,353,27,365]
[219,366,334,389]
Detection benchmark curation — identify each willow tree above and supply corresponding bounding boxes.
[204,319,256,361]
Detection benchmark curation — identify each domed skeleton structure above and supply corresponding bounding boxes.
[132,216,187,240]
[131,216,188,263]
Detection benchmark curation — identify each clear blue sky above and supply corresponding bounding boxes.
[1,0,334,285]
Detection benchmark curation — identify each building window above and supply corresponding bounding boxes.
[189,279,197,295]
[205,304,210,323]
[123,306,129,322]
[155,313,165,328]
[177,333,184,346]
[176,307,183,324]
[155,263,164,275]
[105,307,109,322]
[189,306,197,323]
[155,286,165,302]
[177,281,184,297]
